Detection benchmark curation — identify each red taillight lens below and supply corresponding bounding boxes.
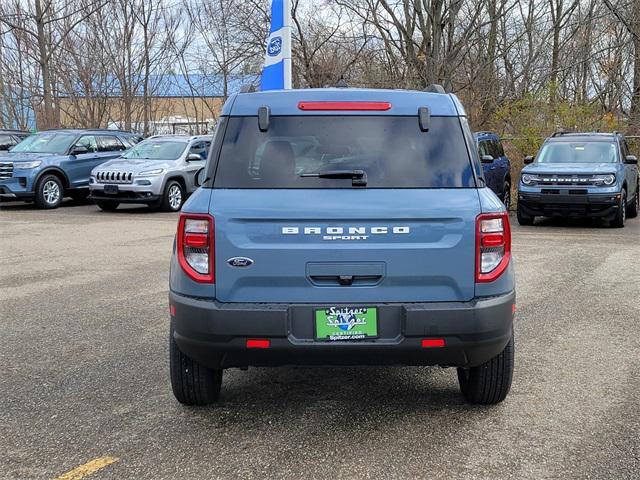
[297,101,392,111]
[476,212,511,283]
[177,213,214,283]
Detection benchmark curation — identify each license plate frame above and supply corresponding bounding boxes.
[104,184,119,195]
[314,306,378,341]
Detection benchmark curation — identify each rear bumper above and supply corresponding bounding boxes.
[518,191,621,218]
[170,290,515,369]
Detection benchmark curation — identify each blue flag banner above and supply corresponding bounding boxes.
[260,0,292,90]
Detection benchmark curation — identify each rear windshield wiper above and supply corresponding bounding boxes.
[300,169,367,187]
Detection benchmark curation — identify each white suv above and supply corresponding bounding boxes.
[89,135,212,211]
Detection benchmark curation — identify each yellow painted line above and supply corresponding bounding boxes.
[54,457,119,480]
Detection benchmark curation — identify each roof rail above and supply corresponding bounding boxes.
[551,131,570,137]
[474,131,494,136]
[425,84,446,94]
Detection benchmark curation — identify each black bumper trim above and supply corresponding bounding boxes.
[169,291,515,369]
[89,193,161,203]
[518,192,620,218]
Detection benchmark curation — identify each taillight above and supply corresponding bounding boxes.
[177,213,214,283]
[476,212,511,283]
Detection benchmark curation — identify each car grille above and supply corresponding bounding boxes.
[535,174,598,186]
[96,171,134,184]
[0,162,13,180]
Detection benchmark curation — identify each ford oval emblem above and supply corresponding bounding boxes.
[227,257,254,268]
[267,36,282,56]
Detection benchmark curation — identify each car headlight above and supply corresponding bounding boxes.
[13,161,42,169]
[521,174,536,185]
[603,174,615,185]
[137,168,165,177]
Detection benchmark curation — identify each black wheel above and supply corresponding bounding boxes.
[610,189,626,228]
[95,200,120,211]
[502,182,511,210]
[457,333,514,405]
[161,180,184,212]
[34,174,64,209]
[626,184,638,219]
[516,204,534,226]
[170,324,222,405]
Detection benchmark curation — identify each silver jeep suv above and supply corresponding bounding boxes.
[89,135,211,211]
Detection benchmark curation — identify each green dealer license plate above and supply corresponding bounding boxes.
[315,307,378,341]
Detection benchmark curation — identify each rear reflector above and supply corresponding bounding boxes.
[298,101,392,111]
[169,304,176,316]
[246,339,270,349]
[421,338,445,348]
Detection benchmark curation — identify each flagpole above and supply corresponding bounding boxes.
[282,0,292,89]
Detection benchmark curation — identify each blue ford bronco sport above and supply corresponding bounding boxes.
[169,88,516,405]
[517,132,639,227]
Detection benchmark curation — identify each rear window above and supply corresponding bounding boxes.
[213,116,475,188]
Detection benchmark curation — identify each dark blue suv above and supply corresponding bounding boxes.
[0,129,141,208]
[475,132,511,209]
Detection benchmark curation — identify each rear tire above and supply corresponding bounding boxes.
[170,324,222,405]
[610,189,626,228]
[516,205,534,226]
[626,185,638,218]
[34,174,64,209]
[457,333,514,405]
[95,200,119,211]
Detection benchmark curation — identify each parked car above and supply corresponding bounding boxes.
[0,129,141,208]
[89,135,212,212]
[517,132,639,227]
[475,132,512,209]
[0,129,31,153]
[168,88,515,406]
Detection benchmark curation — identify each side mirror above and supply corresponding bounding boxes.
[524,155,534,164]
[187,153,202,162]
[624,155,638,165]
[194,167,206,187]
[481,154,494,163]
[71,145,89,155]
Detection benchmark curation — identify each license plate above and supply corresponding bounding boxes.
[104,185,118,194]
[315,307,377,341]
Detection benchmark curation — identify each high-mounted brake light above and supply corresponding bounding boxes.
[298,101,392,111]
[476,212,511,283]
[177,213,215,283]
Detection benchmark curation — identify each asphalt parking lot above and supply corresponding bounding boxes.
[1,200,639,480]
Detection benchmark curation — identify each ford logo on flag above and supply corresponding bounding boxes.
[267,36,282,57]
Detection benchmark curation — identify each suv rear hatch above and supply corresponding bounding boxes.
[210,113,480,303]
